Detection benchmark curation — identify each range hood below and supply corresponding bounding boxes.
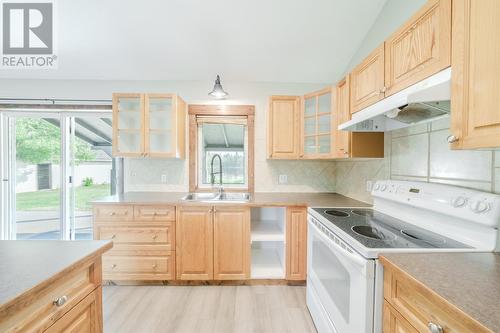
[339,67,451,132]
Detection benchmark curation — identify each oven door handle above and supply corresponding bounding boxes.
[309,219,369,270]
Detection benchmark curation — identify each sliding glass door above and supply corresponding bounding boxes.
[14,117,63,239]
[0,111,115,240]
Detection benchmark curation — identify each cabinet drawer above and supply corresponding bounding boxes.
[383,301,418,333]
[93,205,133,222]
[384,265,488,333]
[97,225,174,249]
[44,288,100,333]
[134,205,175,221]
[0,261,98,333]
[103,255,175,280]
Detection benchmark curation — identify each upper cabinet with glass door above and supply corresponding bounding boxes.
[302,87,334,159]
[112,93,186,158]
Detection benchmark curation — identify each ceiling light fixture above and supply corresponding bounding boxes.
[208,75,228,99]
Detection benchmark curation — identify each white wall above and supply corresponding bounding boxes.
[0,79,337,193]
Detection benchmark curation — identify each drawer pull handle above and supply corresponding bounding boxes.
[152,234,158,240]
[111,264,117,269]
[152,263,157,269]
[53,295,68,307]
[109,212,116,216]
[111,234,116,239]
[428,322,443,333]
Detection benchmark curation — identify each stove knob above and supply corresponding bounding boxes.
[380,184,387,192]
[451,196,467,208]
[470,200,490,213]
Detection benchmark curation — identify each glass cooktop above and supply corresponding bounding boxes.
[311,208,470,249]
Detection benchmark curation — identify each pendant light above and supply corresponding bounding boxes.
[208,75,228,99]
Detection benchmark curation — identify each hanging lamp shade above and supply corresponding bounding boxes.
[208,75,228,99]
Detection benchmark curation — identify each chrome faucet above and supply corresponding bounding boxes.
[210,154,223,197]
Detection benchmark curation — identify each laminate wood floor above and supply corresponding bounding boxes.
[103,285,317,333]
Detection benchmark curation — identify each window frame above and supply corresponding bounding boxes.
[188,104,255,193]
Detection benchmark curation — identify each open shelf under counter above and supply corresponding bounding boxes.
[251,219,284,242]
[250,243,285,279]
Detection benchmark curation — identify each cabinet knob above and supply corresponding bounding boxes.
[53,295,68,307]
[111,234,116,239]
[379,86,387,94]
[111,264,117,269]
[152,263,157,269]
[447,134,459,143]
[428,322,443,333]
[152,234,158,240]
[109,212,116,216]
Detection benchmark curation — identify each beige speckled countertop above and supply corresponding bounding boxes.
[0,240,112,309]
[381,253,500,333]
[92,192,371,208]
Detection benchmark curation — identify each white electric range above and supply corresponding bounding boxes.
[306,180,500,333]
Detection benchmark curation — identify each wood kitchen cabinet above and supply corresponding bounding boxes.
[213,206,251,280]
[93,204,176,281]
[334,76,385,158]
[302,87,335,158]
[267,96,301,159]
[383,301,418,333]
[350,44,385,114]
[450,0,500,149]
[285,207,307,280]
[112,93,186,158]
[384,0,451,97]
[176,206,213,280]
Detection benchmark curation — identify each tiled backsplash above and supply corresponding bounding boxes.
[336,117,500,203]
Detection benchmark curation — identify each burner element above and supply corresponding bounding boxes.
[352,226,394,241]
[324,210,349,217]
[351,209,374,217]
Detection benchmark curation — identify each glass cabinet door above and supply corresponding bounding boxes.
[302,90,333,157]
[145,94,174,156]
[114,94,144,155]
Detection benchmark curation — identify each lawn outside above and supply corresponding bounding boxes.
[16,184,111,211]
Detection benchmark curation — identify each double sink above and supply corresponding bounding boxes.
[182,192,251,203]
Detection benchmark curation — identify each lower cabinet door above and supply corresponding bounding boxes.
[286,207,307,280]
[383,301,418,333]
[213,206,251,280]
[176,206,214,280]
[45,288,101,333]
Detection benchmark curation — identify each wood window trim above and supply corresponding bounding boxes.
[188,104,255,193]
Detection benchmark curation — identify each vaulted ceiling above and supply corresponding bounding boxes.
[1,0,387,83]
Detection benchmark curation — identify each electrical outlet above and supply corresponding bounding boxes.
[366,180,373,192]
[278,174,288,184]
[161,174,167,183]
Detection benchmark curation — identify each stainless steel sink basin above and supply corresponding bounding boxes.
[182,192,251,203]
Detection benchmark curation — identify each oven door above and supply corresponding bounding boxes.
[307,215,375,333]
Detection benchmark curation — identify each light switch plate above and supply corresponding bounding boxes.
[278,174,288,184]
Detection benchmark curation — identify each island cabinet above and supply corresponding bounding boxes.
[112,93,186,158]
[450,0,500,149]
[0,242,109,333]
[93,204,176,281]
[176,206,250,280]
[381,257,491,333]
[267,96,301,159]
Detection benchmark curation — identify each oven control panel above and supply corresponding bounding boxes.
[372,180,500,227]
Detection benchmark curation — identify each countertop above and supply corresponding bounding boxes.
[92,191,371,208]
[0,240,112,308]
[380,252,500,333]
